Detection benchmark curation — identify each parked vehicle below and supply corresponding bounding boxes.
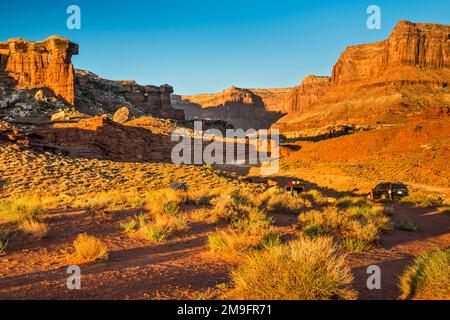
[368,182,409,202]
[284,180,305,196]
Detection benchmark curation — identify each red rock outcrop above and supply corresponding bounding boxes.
[0,36,78,106]
[33,116,175,162]
[75,70,184,120]
[332,20,450,86]
[282,75,331,113]
[275,20,450,132]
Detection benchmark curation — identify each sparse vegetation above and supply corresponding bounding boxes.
[401,192,444,207]
[399,248,450,299]
[299,199,392,250]
[73,190,145,212]
[0,197,45,224]
[395,216,419,232]
[146,188,188,215]
[258,187,308,214]
[207,208,280,260]
[70,233,109,263]
[210,189,257,223]
[228,236,357,300]
[341,238,372,252]
[20,220,50,239]
[138,213,188,243]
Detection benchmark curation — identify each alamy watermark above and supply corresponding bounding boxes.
[67,265,81,290]
[171,121,280,175]
[367,5,382,30]
[67,5,81,30]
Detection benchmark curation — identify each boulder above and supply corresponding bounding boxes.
[112,107,130,124]
[51,110,66,121]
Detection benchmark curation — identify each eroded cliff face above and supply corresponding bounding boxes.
[275,20,450,132]
[0,36,78,106]
[172,86,289,129]
[332,20,450,86]
[283,75,331,113]
[75,70,184,120]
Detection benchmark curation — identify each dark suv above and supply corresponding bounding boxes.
[368,182,409,202]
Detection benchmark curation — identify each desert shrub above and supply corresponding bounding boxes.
[258,187,307,214]
[401,193,443,207]
[185,189,214,206]
[0,197,45,224]
[146,188,188,215]
[207,208,280,259]
[336,196,371,210]
[0,231,8,255]
[299,202,392,249]
[71,233,109,263]
[300,189,329,207]
[210,189,258,223]
[73,190,145,212]
[228,236,357,300]
[399,248,450,299]
[395,216,419,232]
[20,220,50,239]
[120,219,139,233]
[138,213,188,243]
[299,208,346,238]
[341,238,372,252]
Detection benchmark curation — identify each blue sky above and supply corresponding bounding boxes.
[1,0,449,94]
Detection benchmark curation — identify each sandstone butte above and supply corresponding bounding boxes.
[0,36,78,106]
[0,36,184,121]
[274,20,450,131]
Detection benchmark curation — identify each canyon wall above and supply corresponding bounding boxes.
[332,20,450,85]
[282,75,331,113]
[0,36,78,106]
[275,20,450,131]
[172,86,288,129]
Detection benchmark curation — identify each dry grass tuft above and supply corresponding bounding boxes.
[258,187,308,214]
[70,233,109,263]
[227,236,357,300]
[73,190,145,212]
[146,188,188,215]
[138,214,188,243]
[0,197,45,224]
[299,199,392,250]
[20,220,50,239]
[399,248,450,300]
[401,192,443,207]
[207,208,280,260]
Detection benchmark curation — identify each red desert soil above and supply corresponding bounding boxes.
[0,203,447,300]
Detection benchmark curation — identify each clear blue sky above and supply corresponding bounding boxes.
[1,0,449,95]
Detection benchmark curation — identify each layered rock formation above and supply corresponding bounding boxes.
[275,20,450,132]
[75,70,184,120]
[0,36,78,106]
[32,116,175,162]
[282,75,331,113]
[332,20,450,85]
[172,86,289,129]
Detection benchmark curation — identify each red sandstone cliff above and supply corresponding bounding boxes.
[275,20,450,132]
[172,86,289,129]
[0,36,78,106]
[332,20,450,86]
